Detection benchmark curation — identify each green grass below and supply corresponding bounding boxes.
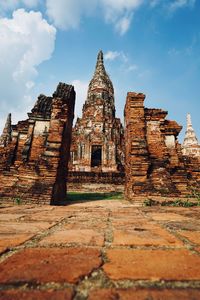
[67,191,123,202]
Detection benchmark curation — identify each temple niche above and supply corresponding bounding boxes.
[69,51,124,173]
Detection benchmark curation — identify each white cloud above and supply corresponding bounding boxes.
[22,0,40,8]
[128,64,138,71]
[102,0,143,35]
[102,0,143,19]
[104,51,121,61]
[169,0,196,11]
[115,14,133,35]
[45,0,143,34]
[104,50,129,64]
[149,0,161,7]
[71,80,89,119]
[0,9,56,132]
[46,0,97,30]
[0,0,40,13]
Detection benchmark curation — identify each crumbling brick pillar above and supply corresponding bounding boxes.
[0,83,75,205]
[145,109,175,194]
[47,84,75,204]
[124,92,150,201]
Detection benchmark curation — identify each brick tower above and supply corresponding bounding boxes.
[69,50,124,172]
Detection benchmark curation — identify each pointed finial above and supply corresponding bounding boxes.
[97,50,103,62]
[95,50,104,70]
[87,50,114,97]
[187,113,192,127]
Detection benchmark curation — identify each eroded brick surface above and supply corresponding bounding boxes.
[103,249,200,281]
[88,288,200,300]
[178,230,200,245]
[113,227,183,246]
[0,248,102,284]
[0,233,35,249]
[0,202,200,299]
[39,229,105,246]
[0,289,73,300]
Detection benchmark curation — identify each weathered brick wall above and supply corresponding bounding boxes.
[0,83,75,205]
[124,91,200,202]
[124,93,150,200]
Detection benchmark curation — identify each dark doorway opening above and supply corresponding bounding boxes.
[91,145,102,167]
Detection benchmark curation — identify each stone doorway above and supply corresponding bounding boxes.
[91,145,102,168]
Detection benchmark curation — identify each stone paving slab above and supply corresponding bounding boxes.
[0,289,73,300]
[103,249,200,281]
[0,222,55,234]
[88,288,200,300]
[0,233,35,249]
[0,213,25,221]
[0,200,200,300]
[178,230,200,245]
[112,227,183,246]
[0,248,102,284]
[39,229,105,246]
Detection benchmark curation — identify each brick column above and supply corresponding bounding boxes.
[124,92,150,201]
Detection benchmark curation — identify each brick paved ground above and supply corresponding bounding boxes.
[0,199,200,299]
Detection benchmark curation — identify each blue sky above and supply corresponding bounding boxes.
[0,0,199,142]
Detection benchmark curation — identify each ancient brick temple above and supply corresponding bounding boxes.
[69,51,124,173]
[0,83,75,204]
[1,52,200,204]
[124,92,200,201]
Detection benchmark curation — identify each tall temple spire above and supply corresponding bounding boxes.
[0,113,12,147]
[88,50,114,97]
[69,50,124,173]
[182,113,200,157]
[96,50,104,67]
[183,113,198,146]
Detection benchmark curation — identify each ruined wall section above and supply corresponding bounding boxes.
[125,91,200,202]
[0,83,75,205]
[124,92,150,200]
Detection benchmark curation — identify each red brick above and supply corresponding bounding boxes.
[0,247,7,254]
[0,248,102,284]
[147,212,190,222]
[112,218,148,229]
[88,288,200,300]
[113,225,182,246]
[178,231,200,245]
[195,247,200,253]
[21,212,65,222]
[0,289,73,300]
[39,229,104,246]
[64,219,107,230]
[103,249,200,281]
[0,213,25,221]
[0,222,54,234]
[0,233,34,249]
